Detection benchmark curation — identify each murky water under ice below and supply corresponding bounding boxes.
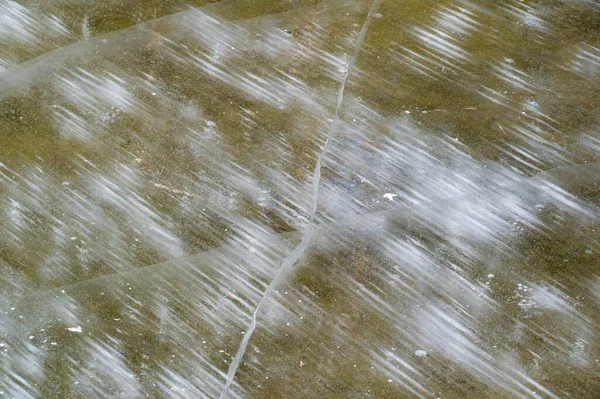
[1,0,600,397]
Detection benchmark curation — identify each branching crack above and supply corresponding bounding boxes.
[217,1,384,397]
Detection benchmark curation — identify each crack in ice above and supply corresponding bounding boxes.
[217,1,384,397]
[5,162,598,306]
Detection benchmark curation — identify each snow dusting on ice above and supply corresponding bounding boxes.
[0,0,600,398]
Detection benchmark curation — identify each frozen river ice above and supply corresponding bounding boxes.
[1,0,600,397]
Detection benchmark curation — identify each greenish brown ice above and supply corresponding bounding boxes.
[1,0,599,397]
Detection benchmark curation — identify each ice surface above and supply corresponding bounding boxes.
[1,0,600,398]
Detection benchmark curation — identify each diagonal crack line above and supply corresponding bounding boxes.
[217,1,384,398]
[7,161,597,306]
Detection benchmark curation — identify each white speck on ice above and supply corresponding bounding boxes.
[487,274,495,279]
[415,349,428,357]
[67,326,82,333]
[383,193,397,201]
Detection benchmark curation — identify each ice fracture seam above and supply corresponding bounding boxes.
[217,1,384,397]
